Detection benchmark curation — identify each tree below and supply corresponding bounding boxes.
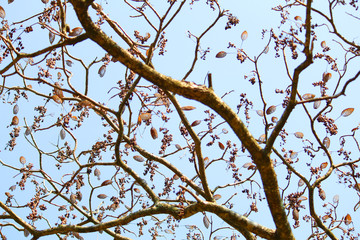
[0,0,360,239]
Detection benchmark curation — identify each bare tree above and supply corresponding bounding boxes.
[1,0,360,239]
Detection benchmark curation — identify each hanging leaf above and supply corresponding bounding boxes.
[60,129,66,140]
[203,215,210,229]
[344,214,352,225]
[13,104,19,114]
[191,120,201,127]
[133,155,145,162]
[213,194,222,200]
[97,194,107,199]
[266,105,276,115]
[256,110,264,117]
[139,112,151,121]
[302,93,315,100]
[150,127,158,139]
[49,31,55,44]
[101,180,113,186]
[11,116,19,126]
[320,162,328,170]
[218,142,225,150]
[321,41,327,48]
[294,132,304,139]
[298,179,305,187]
[0,6,6,19]
[181,106,196,111]
[215,51,227,58]
[323,72,332,82]
[94,168,101,180]
[19,156,26,165]
[69,27,83,37]
[333,194,339,204]
[241,30,248,41]
[323,136,330,149]
[319,189,326,200]
[98,65,106,77]
[294,16,302,21]
[175,144,182,150]
[313,100,321,109]
[341,108,354,117]
[271,116,278,123]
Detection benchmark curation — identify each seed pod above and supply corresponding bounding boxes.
[292,208,299,220]
[222,128,228,134]
[133,155,144,162]
[97,194,107,199]
[94,168,101,180]
[49,31,55,44]
[101,180,113,186]
[344,214,352,225]
[290,151,298,159]
[191,120,201,127]
[323,136,330,149]
[70,194,77,204]
[298,179,305,187]
[294,16,302,21]
[25,126,32,136]
[98,65,106,77]
[302,93,315,100]
[319,189,326,201]
[313,100,321,109]
[52,95,63,104]
[173,174,180,180]
[13,104,19,114]
[294,132,304,139]
[241,30,248,41]
[271,116,278,123]
[11,116,19,125]
[266,105,276,115]
[0,6,5,19]
[341,108,354,117]
[321,41,327,48]
[164,229,174,234]
[150,127,158,139]
[65,60,73,67]
[264,45,269,54]
[213,194,221,200]
[181,106,196,111]
[218,142,225,150]
[60,129,66,140]
[19,156,26,165]
[323,72,332,82]
[203,215,210,229]
[139,112,151,121]
[54,82,64,98]
[69,27,83,37]
[134,188,141,193]
[320,162,328,170]
[175,144,182,150]
[215,51,227,58]
[256,110,264,116]
[333,194,339,204]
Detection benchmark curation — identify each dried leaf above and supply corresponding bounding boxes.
[69,27,83,37]
[344,214,352,225]
[49,31,55,44]
[298,196,308,201]
[41,0,49,3]
[98,65,106,77]
[150,127,158,139]
[313,100,321,109]
[290,151,298,159]
[266,105,276,115]
[54,82,64,98]
[134,188,140,193]
[302,93,315,100]
[241,30,248,41]
[191,120,201,127]
[213,194,222,200]
[97,194,107,199]
[164,229,174,234]
[341,108,354,117]
[0,6,5,19]
[294,132,304,139]
[333,194,339,204]
[215,51,227,58]
[320,162,328,170]
[243,162,255,170]
[13,104,19,114]
[294,16,302,21]
[256,110,264,117]
[133,155,144,162]
[323,136,330,149]
[175,144,182,150]
[25,126,32,136]
[70,194,77,204]
[264,45,269,54]
[203,215,210,229]
[101,180,113,186]
[11,116,19,126]
[173,174,179,180]
[259,134,266,143]
[60,129,66,140]
[8,0,15,4]
[19,156,26,165]
[218,142,225,150]
[321,41,327,48]
[181,106,196,111]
